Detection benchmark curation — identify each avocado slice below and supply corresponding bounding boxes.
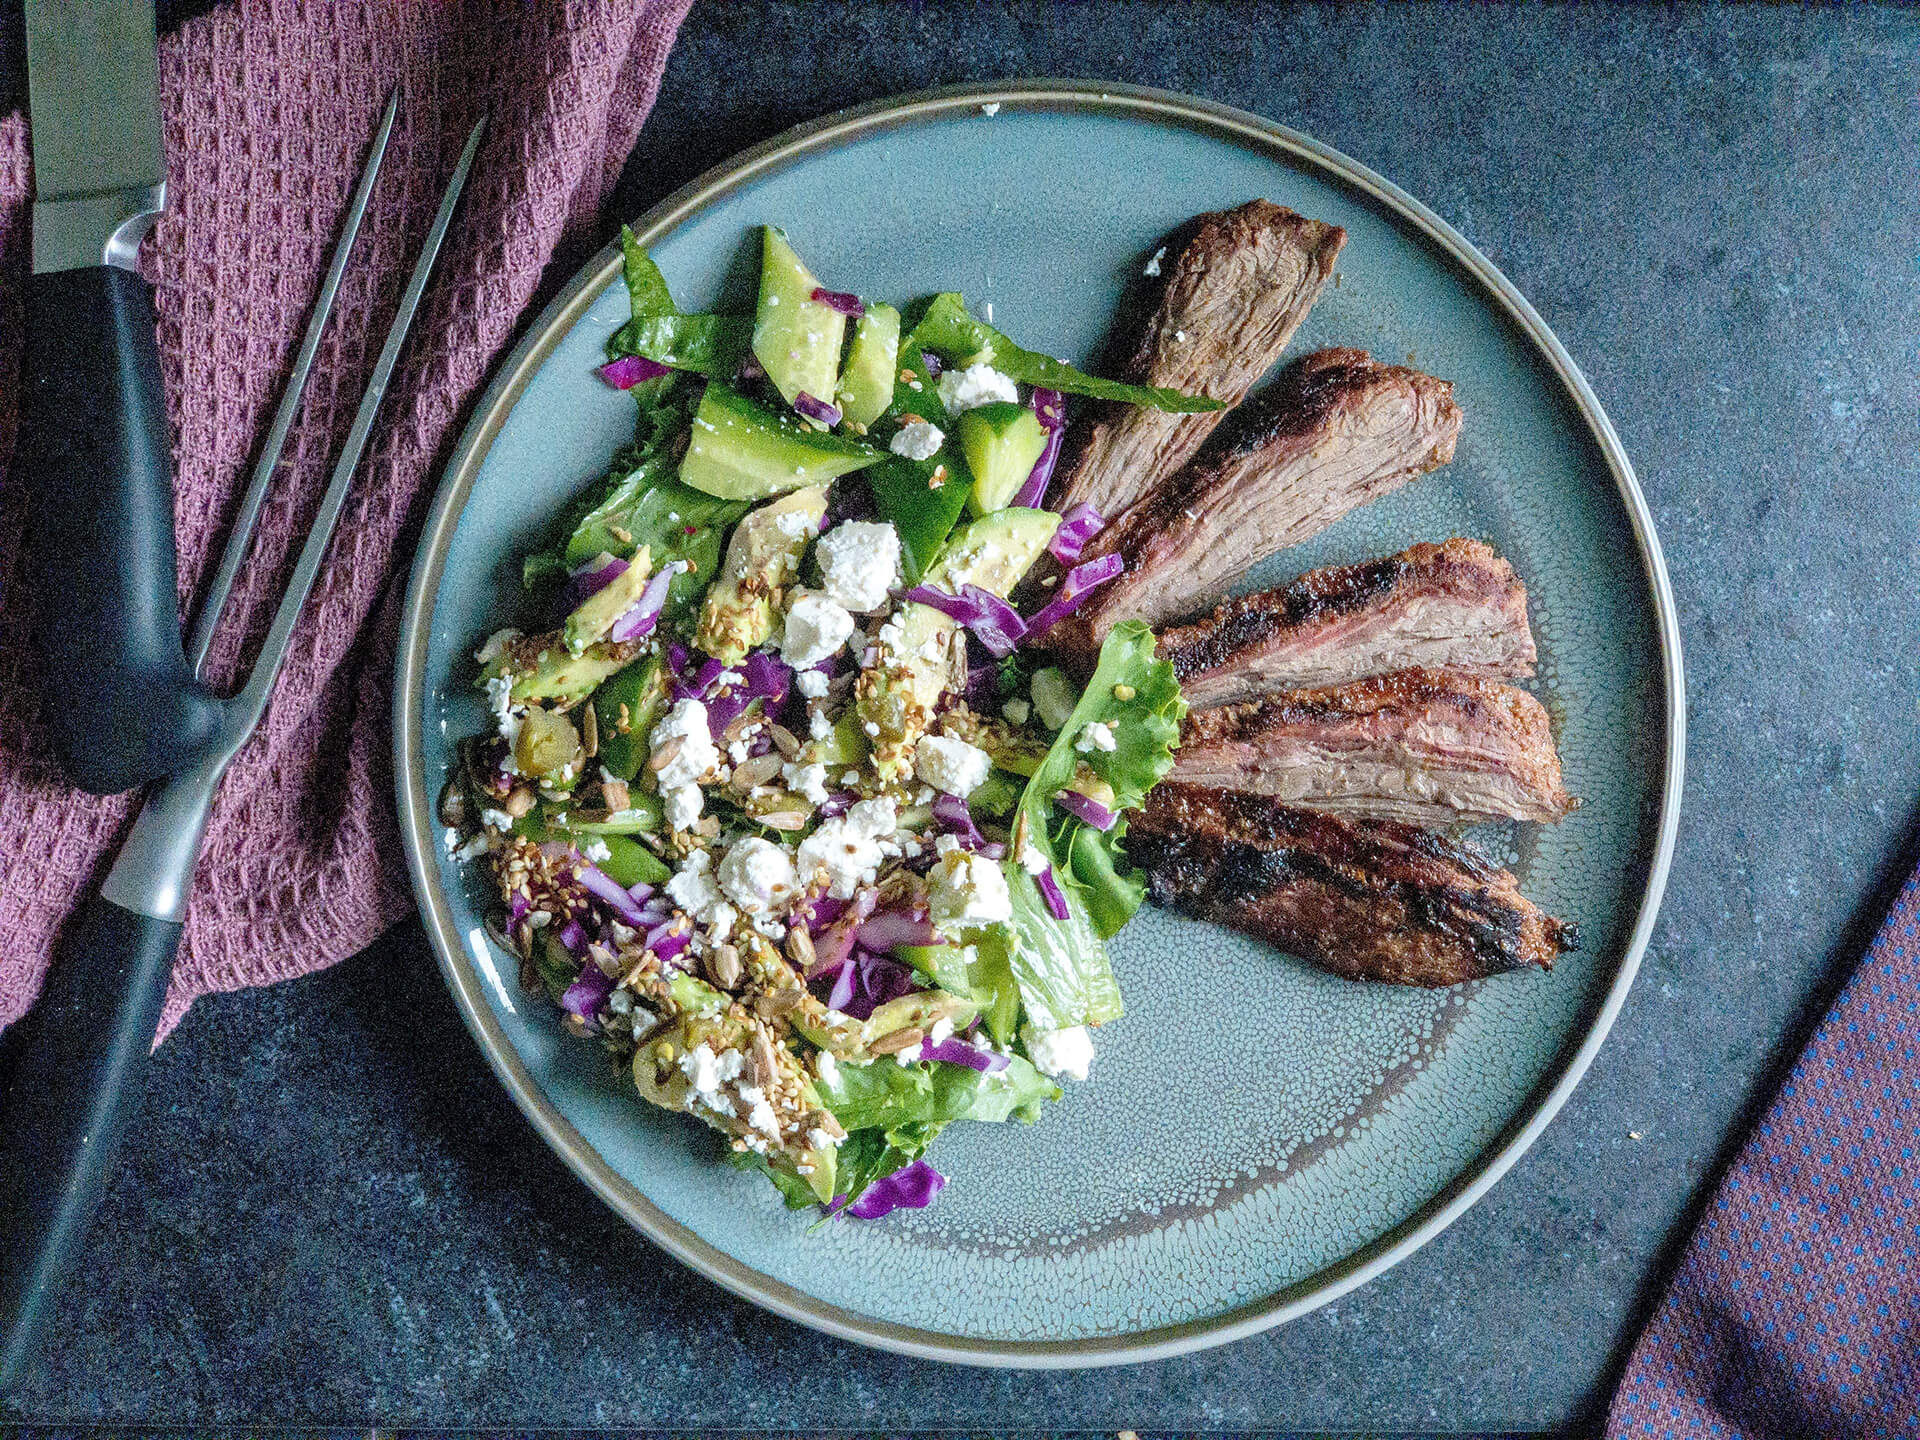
[563,546,652,656]
[924,506,1061,595]
[751,227,847,409]
[852,509,1060,782]
[507,640,636,704]
[679,381,880,501]
[834,302,901,429]
[957,403,1048,516]
[695,486,829,662]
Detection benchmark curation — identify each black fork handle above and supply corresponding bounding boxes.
[0,897,181,1389]
[16,265,223,793]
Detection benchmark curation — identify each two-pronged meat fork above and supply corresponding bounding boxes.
[0,99,485,1387]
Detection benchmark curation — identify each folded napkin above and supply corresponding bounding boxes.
[0,0,693,1041]
[1609,859,1920,1436]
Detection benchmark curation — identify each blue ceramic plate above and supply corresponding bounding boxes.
[396,82,1683,1365]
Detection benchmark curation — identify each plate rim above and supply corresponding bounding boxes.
[394,78,1686,1368]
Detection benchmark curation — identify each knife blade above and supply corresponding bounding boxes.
[25,0,166,272]
[17,0,224,791]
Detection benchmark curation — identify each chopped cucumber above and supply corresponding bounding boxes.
[956,403,1048,516]
[751,227,846,408]
[592,655,669,780]
[679,381,879,501]
[835,302,901,428]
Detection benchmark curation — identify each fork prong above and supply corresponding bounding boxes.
[225,116,487,737]
[184,90,399,681]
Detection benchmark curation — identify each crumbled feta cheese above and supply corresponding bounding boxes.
[480,807,515,832]
[795,666,831,699]
[914,731,993,797]
[737,1083,783,1138]
[797,797,897,898]
[814,1050,840,1087]
[816,521,902,612]
[1023,1023,1094,1081]
[807,1127,841,1151]
[889,418,944,461]
[1143,245,1165,278]
[928,848,1013,934]
[1029,667,1079,730]
[717,836,799,916]
[680,1040,746,1114]
[667,848,729,923]
[934,832,962,856]
[840,770,862,787]
[894,1041,924,1064]
[1017,834,1050,875]
[809,709,833,740]
[1001,696,1031,725]
[928,1015,954,1046]
[484,673,523,758]
[606,988,634,1015]
[663,783,703,831]
[651,698,717,790]
[473,627,522,664]
[456,832,491,861]
[936,361,1019,415]
[1075,720,1117,753]
[581,837,612,864]
[781,592,855,668]
[1174,329,1187,343]
[782,760,832,804]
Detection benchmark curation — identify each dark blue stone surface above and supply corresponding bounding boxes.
[4,3,1918,1433]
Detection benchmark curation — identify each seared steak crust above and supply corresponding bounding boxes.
[1127,783,1575,986]
[1172,668,1577,827]
[1055,350,1461,648]
[1053,201,1347,519]
[1160,538,1537,708]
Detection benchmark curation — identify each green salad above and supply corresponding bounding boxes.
[445,225,1208,1218]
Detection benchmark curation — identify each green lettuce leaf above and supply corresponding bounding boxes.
[1001,863,1125,1031]
[909,293,1224,414]
[1015,620,1186,939]
[816,1052,1059,1133]
[607,226,754,377]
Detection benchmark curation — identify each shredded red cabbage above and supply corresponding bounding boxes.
[808,286,865,318]
[607,561,679,643]
[1035,862,1071,920]
[815,790,856,820]
[1021,552,1125,639]
[903,583,1026,657]
[627,881,656,903]
[598,354,671,390]
[576,860,650,925]
[831,946,918,1020]
[1053,789,1117,831]
[558,919,588,953]
[855,908,937,952]
[843,1159,946,1219]
[1010,387,1066,508]
[920,1038,1011,1074]
[560,963,614,1020]
[792,391,843,427]
[931,793,986,848]
[1046,503,1104,565]
[920,349,945,377]
[560,554,627,613]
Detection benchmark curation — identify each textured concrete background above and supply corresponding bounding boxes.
[4,3,1919,1434]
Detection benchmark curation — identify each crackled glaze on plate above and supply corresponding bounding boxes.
[396,83,1682,1365]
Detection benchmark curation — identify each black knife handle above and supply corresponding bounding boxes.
[17,264,223,794]
[0,897,182,1390]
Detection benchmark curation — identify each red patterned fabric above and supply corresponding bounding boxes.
[1609,861,1920,1437]
[0,0,693,1040]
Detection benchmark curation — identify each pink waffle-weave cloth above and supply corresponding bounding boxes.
[0,0,695,1042]
[1608,856,1920,1437]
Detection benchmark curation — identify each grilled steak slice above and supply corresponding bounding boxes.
[1054,349,1463,648]
[1171,668,1577,827]
[1053,201,1347,519]
[1160,538,1537,709]
[1127,783,1575,985]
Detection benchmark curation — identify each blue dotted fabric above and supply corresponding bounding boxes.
[1609,864,1920,1437]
